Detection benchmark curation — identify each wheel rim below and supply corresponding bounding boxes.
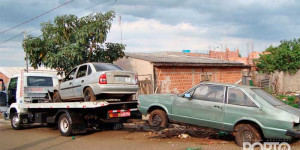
[60,118,69,133]
[242,130,255,142]
[152,114,162,126]
[12,115,20,127]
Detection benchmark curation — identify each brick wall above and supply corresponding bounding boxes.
[155,66,242,94]
[0,73,9,85]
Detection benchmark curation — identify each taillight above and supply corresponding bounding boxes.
[135,75,138,85]
[99,74,107,84]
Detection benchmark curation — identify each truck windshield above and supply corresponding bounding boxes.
[93,63,123,71]
[252,89,285,106]
[27,76,53,87]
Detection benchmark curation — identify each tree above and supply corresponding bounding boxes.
[23,11,125,72]
[256,38,300,74]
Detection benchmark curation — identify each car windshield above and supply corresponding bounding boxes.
[252,88,285,106]
[27,76,53,87]
[93,63,123,71]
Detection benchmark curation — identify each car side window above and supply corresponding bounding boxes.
[65,68,77,82]
[227,87,257,107]
[88,65,92,75]
[76,65,87,78]
[192,84,225,103]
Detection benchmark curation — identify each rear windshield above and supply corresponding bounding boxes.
[27,76,53,87]
[252,88,285,106]
[93,63,123,71]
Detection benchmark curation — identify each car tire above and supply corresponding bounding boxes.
[149,109,168,128]
[53,91,62,102]
[58,114,72,136]
[83,87,96,102]
[11,113,22,130]
[234,123,262,147]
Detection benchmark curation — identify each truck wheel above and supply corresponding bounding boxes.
[53,91,62,102]
[58,114,72,136]
[234,124,262,147]
[149,109,168,128]
[83,87,96,102]
[11,113,22,130]
[2,112,9,120]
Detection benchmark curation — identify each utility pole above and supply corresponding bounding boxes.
[23,31,28,73]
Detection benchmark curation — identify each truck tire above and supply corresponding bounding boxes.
[58,114,72,136]
[53,91,62,102]
[83,87,96,102]
[149,109,168,128]
[234,124,262,147]
[2,112,9,120]
[11,113,22,130]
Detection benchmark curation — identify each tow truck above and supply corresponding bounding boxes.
[1,70,141,136]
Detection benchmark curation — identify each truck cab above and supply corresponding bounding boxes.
[1,72,58,119]
[7,72,58,104]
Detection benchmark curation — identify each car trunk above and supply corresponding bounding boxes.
[105,71,136,85]
[276,105,300,118]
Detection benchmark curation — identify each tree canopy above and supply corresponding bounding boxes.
[256,38,300,74]
[23,11,125,72]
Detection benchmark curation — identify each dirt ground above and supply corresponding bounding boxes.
[0,118,299,150]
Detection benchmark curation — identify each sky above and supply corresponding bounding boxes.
[0,0,299,67]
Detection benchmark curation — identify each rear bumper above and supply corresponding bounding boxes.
[286,130,300,139]
[90,83,139,94]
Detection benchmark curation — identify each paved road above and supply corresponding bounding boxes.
[0,119,299,150]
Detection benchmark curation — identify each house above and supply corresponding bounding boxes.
[114,52,250,94]
[0,67,59,84]
[209,48,262,65]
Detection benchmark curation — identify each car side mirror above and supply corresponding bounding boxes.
[184,93,192,100]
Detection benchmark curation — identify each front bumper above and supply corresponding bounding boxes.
[286,130,300,139]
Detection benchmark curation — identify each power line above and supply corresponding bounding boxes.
[0,28,41,46]
[0,0,74,35]
[0,0,112,46]
[0,32,23,46]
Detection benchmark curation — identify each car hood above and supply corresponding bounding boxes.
[276,105,300,118]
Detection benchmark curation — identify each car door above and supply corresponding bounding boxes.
[59,67,77,99]
[223,86,262,131]
[72,65,88,98]
[172,84,225,129]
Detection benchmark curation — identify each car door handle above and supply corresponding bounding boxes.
[81,80,84,83]
[69,82,72,85]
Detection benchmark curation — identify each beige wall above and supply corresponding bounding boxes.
[271,70,300,93]
[252,70,300,93]
[114,57,154,81]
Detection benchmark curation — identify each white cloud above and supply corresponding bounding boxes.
[106,18,276,56]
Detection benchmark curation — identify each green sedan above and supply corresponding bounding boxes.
[138,82,300,146]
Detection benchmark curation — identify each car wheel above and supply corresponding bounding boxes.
[234,124,262,147]
[11,113,22,130]
[58,114,72,136]
[53,91,62,102]
[83,87,96,102]
[149,109,168,128]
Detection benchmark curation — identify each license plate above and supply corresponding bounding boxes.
[120,111,131,117]
[115,77,130,83]
[109,111,131,118]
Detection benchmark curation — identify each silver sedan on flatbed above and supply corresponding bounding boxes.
[53,63,139,102]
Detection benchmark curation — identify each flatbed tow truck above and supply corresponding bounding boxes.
[1,71,141,136]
